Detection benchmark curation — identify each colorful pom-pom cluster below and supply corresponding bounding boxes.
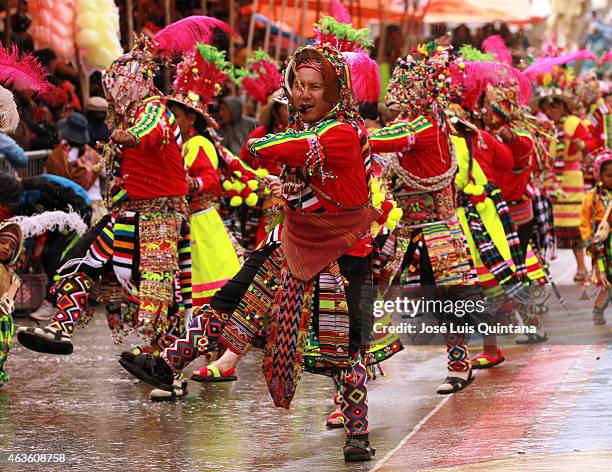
[370,177,403,233]
[223,175,259,207]
[221,167,269,207]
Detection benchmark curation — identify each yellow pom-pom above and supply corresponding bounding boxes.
[371,221,381,236]
[245,193,259,207]
[263,188,271,196]
[463,183,476,195]
[389,207,403,221]
[385,219,398,231]
[247,180,258,191]
[255,168,269,178]
[472,184,485,196]
[222,180,233,191]
[234,171,242,178]
[370,180,381,194]
[234,181,246,191]
[372,193,385,207]
[230,196,243,207]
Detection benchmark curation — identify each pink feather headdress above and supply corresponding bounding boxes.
[524,50,598,78]
[155,15,241,58]
[329,0,351,24]
[451,60,531,111]
[482,35,512,66]
[313,16,373,53]
[235,50,282,105]
[0,45,51,94]
[342,51,380,104]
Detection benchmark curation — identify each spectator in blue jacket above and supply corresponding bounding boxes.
[0,132,28,170]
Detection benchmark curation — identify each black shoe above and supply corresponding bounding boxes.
[343,437,375,462]
[16,326,73,355]
[118,353,174,391]
[151,376,188,402]
[119,347,147,363]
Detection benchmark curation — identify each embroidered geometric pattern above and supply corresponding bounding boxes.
[161,305,229,373]
[339,354,369,435]
[50,274,92,334]
[444,332,470,372]
[263,268,313,409]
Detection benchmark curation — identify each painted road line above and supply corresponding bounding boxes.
[370,395,451,472]
[373,344,596,471]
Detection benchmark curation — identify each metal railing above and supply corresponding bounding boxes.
[0,150,50,178]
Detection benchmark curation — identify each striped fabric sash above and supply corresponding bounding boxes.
[112,212,136,293]
[463,184,527,297]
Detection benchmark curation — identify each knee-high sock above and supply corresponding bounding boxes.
[161,306,229,373]
[339,354,369,436]
[49,274,92,335]
[444,332,470,372]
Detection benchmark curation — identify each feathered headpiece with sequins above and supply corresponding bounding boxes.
[385,48,458,122]
[169,43,233,124]
[234,50,282,105]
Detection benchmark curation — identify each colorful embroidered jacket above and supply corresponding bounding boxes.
[368,115,457,227]
[496,129,536,204]
[250,117,371,256]
[183,135,222,213]
[587,100,611,150]
[120,96,188,201]
[469,130,514,187]
[368,115,453,185]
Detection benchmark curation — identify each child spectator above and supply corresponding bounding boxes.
[0,222,22,386]
[580,150,612,325]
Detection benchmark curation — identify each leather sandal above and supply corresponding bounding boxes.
[436,370,475,395]
[343,437,375,462]
[17,326,73,355]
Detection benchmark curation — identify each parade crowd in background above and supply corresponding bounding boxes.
[0,4,611,464]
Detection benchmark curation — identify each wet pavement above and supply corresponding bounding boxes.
[1,249,611,471]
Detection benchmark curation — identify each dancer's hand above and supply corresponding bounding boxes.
[570,138,585,151]
[187,176,198,193]
[498,127,515,143]
[110,130,138,147]
[264,176,282,197]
